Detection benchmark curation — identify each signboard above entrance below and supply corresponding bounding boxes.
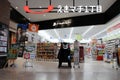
[53,19,72,28]
[24,0,102,14]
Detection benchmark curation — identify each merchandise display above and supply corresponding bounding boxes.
[8,45,18,59]
[24,43,36,59]
[4,44,19,67]
[1,0,120,80]
[96,44,105,60]
[17,43,25,57]
[104,39,120,64]
[104,40,115,63]
[90,39,98,60]
[0,23,8,68]
[37,43,57,60]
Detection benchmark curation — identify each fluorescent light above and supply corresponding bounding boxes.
[54,29,60,39]
[38,30,51,41]
[69,27,74,39]
[80,39,91,43]
[62,39,74,43]
[92,29,105,38]
[50,39,59,43]
[82,26,94,36]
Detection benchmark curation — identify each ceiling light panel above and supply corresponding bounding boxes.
[82,26,94,36]
[71,26,91,39]
[54,29,60,39]
[45,29,58,39]
[69,27,74,39]
[55,28,71,39]
[96,31,107,39]
[84,25,105,39]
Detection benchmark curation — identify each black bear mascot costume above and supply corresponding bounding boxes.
[57,42,71,68]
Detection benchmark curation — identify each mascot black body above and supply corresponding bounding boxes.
[57,43,71,68]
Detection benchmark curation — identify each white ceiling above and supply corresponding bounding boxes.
[8,0,119,43]
[8,0,116,22]
[38,14,120,43]
[38,25,105,43]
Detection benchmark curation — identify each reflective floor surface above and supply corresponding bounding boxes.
[0,57,120,80]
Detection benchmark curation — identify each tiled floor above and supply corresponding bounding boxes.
[0,57,120,80]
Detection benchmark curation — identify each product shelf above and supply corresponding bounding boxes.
[36,43,57,60]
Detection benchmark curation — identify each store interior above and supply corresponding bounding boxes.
[7,0,120,65]
[0,0,120,80]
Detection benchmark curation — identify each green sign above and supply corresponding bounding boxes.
[75,34,82,41]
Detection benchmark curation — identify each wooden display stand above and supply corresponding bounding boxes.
[37,43,56,60]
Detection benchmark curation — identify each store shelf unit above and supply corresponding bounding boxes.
[104,39,120,63]
[118,44,120,66]
[36,43,57,61]
[96,44,105,60]
[0,22,8,68]
[115,39,120,67]
[104,40,115,63]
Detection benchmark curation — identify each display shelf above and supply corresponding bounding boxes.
[0,22,8,68]
[96,44,105,60]
[36,43,57,60]
[118,46,120,66]
[104,39,120,63]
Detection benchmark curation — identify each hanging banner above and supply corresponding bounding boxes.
[29,24,39,32]
[16,24,28,43]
